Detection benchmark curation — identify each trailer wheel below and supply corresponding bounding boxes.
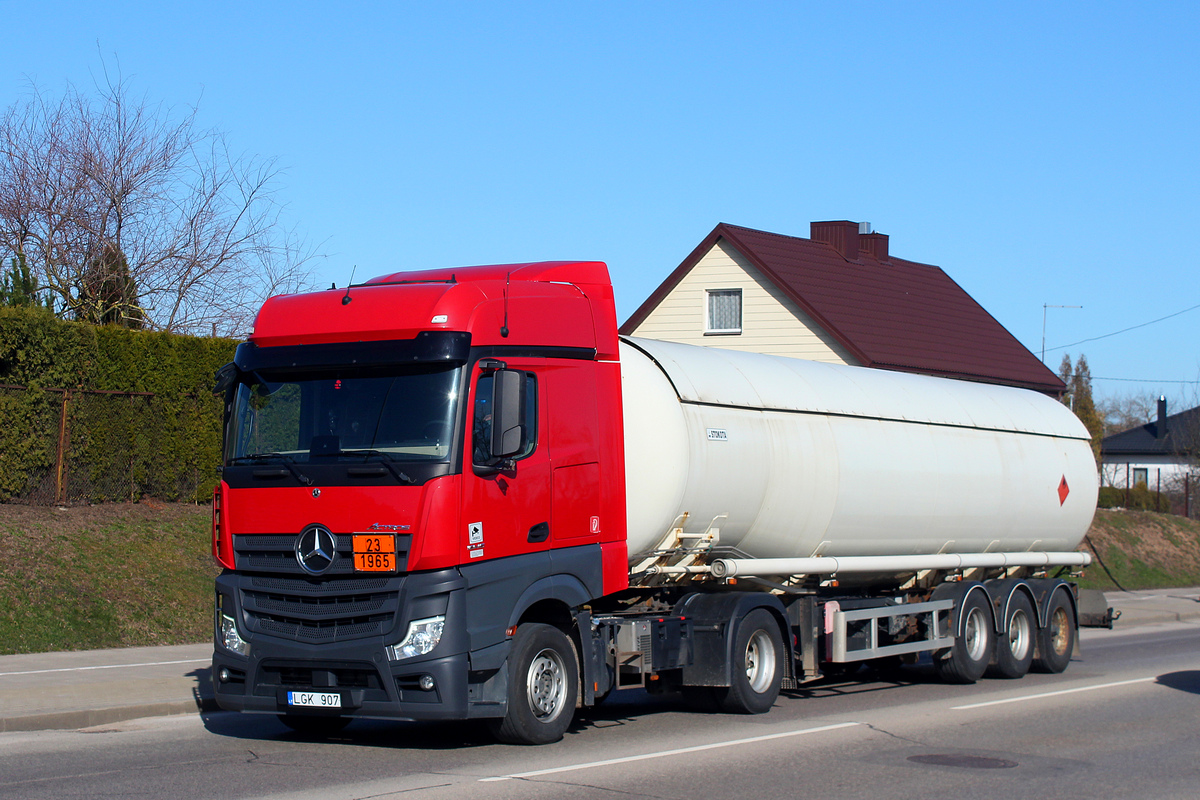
[935,591,993,684]
[714,609,784,714]
[489,623,578,745]
[277,714,351,736]
[989,592,1035,679]
[1032,589,1075,674]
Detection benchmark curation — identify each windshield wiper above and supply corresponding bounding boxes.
[228,453,314,486]
[339,449,415,484]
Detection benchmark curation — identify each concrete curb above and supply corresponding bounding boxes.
[0,697,220,733]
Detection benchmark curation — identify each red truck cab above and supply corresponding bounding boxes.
[211,262,628,739]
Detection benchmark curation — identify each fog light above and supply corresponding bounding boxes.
[419,674,435,691]
[386,615,446,661]
[218,667,232,683]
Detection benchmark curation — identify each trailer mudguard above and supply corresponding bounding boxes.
[930,581,995,640]
[673,591,793,687]
[983,578,1039,635]
[1027,579,1079,630]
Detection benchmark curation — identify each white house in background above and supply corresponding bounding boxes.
[1100,398,1200,491]
[620,221,1065,395]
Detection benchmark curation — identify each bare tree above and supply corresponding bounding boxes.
[1096,392,1158,435]
[0,68,316,335]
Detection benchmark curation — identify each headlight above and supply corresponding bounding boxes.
[386,615,445,661]
[219,614,251,656]
[216,595,251,657]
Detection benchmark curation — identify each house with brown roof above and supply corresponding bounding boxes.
[620,221,1065,395]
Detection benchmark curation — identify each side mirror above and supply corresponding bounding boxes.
[490,368,525,459]
[213,363,237,395]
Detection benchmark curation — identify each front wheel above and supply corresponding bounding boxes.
[714,608,785,714]
[489,623,579,745]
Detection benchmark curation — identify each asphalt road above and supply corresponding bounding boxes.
[2,622,1198,800]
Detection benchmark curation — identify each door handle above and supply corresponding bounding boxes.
[527,522,550,543]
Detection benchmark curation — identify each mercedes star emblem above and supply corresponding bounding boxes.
[295,524,338,575]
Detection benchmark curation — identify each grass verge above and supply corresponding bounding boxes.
[0,502,217,655]
[1078,509,1200,591]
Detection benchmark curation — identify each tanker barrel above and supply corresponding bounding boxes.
[620,337,1099,571]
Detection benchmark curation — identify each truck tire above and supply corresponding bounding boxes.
[935,591,993,684]
[989,592,1035,679]
[1032,589,1075,674]
[714,609,784,714]
[277,714,351,736]
[489,623,578,745]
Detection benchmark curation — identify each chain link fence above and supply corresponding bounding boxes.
[0,384,222,504]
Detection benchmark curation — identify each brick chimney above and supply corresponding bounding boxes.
[810,220,860,260]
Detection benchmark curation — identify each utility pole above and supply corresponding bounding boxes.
[1041,304,1083,363]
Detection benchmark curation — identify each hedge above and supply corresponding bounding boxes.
[0,307,238,503]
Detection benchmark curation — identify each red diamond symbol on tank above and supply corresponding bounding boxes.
[1058,476,1070,506]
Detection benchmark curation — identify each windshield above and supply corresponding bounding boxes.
[229,364,461,464]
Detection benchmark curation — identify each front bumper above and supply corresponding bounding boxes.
[212,643,474,721]
[211,566,504,721]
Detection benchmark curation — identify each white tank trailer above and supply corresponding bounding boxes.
[620,337,1098,586]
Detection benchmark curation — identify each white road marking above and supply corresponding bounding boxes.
[952,676,1158,710]
[479,721,862,782]
[0,659,209,677]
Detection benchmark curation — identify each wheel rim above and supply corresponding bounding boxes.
[526,647,568,722]
[744,629,777,693]
[1008,608,1031,661]
[1049,607,1070,656]
[963,607,987,661]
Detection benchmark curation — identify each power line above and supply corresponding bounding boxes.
[1046,301,1200,353]
[1092,376,1200,384]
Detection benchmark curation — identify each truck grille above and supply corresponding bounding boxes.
[232,532,413,575]
[240,574,404,643]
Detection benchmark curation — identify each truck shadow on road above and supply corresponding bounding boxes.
[1155,670,1200,694]
[197,686,706,749]
[198,682,839,750]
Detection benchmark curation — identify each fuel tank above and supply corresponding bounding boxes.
[620,337,1098,563]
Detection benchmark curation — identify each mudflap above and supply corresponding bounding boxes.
[1077,589,1118,629]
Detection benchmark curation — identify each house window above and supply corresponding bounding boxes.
[1132,468,1148,487]
[706,289,742,334]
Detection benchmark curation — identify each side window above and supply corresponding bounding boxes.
[472,372,537,466]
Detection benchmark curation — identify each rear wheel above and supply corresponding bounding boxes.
[1033,589,1076,674]
[714,609,784,714]
[990,592,1035,679]
[489,623,578,745]
[935,591,994,684]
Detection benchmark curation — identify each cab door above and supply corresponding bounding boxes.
[459,359,550,564]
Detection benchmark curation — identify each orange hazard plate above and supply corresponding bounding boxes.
[352,534,396,572]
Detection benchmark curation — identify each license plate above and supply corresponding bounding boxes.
[287,691,342,708]
[352,534,396,572]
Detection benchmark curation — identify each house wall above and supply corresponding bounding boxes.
[1100,455,1198,491]
[626,239,861,363]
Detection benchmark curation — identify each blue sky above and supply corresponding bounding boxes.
[6,1,1198,408]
